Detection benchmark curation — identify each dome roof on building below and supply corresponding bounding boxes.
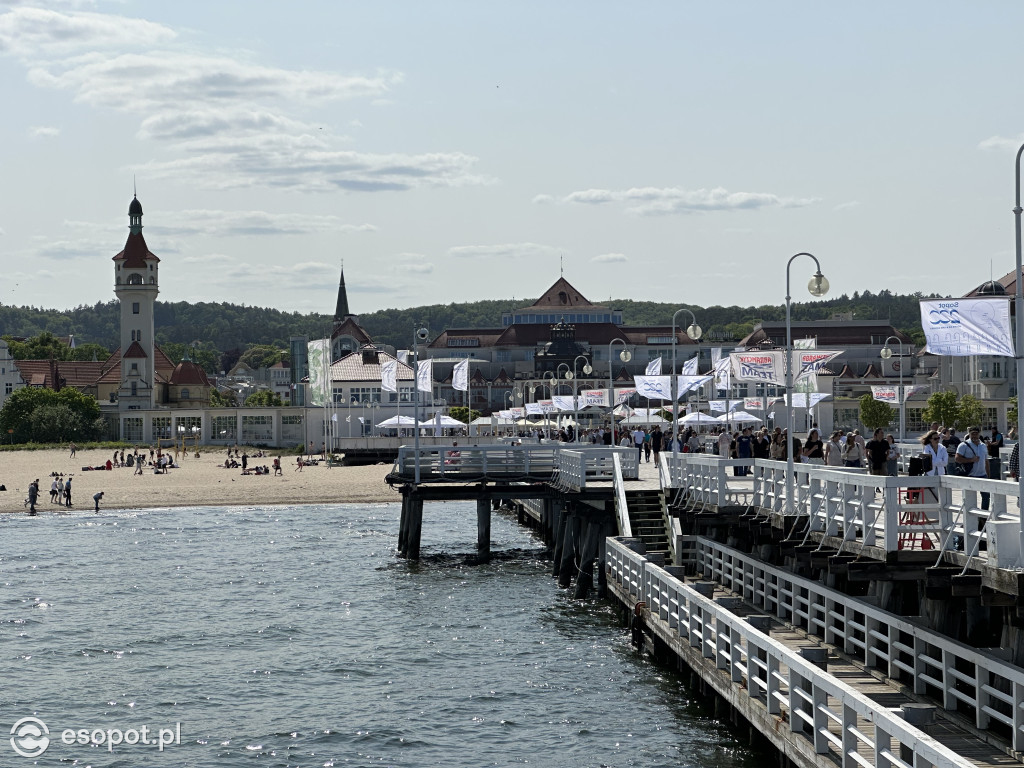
[170,359,211,386]
[974,280,1007,296]
[128,195,143,217]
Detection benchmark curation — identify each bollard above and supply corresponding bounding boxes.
[799,646,828,671]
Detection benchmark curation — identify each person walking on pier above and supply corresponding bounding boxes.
[866,428,890,476]
[955,427,989,510]
[920,430,948,476]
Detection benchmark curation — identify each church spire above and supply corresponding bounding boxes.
[333,261,350,323]
[128,193,143,235]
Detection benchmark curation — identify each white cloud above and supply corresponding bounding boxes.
[833,200,861,211]
[553,186,817,216]
[181,253,235,265]
[531,193,555,204]
[592,252,627,263]
[449,242,562,260]
[978,135,1023,152]
[391,253,434,274]
[0,6,175,58]
[29,125,59,138]
[149,210,377,237]
[0,7,490,192]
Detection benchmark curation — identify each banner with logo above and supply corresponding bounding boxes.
[709,400,741,413]
[903,385,927,401]
[730,351,785,385]
[794,337,817,349]
[634,375,673,401]
[580,389,610,407]
[920,298,1014,357]
[509,407,525,418]
[452,359,469,392]
[306,338,331,406]
[794,350,842,381]
[681,355,698,375]
[871,386,899,403]
[380,360,398,393]
[645,357,663,375]
[714,357,731,391]
[525,402,543,415]
[614,388,636,404]
[677,375,712,396]
[416,359,433,393]
[552,395,576,411]
[744,397,764,410]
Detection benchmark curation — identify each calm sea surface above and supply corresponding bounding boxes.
[0,502,759,767]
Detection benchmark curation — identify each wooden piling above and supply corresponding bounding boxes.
[406,495,423,560]
[477,497,491,563]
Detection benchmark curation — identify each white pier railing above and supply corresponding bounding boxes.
[606,538,977,768]
[694,537,1024,751]
[662,454,1024,563]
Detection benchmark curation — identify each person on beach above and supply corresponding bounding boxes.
[27,479,38,514]
[64,476,72,507]
[57,476,65,503]
[93,491,104,513]
[69,442,76,458]
[135,458,144,475]
[50,478,59,503]
[295,456,304,472]
[273,457,282,476]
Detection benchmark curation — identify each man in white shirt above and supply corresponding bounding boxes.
[632,428,645,463]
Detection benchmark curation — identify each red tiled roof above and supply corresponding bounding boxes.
[331,317,372,345]
[123,341,148,358]
[14,360,106,389]
[170,360,211,386]
[112,232,159,269]
[328,348,413,382]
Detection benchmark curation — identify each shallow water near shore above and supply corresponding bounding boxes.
[0,501,759,767]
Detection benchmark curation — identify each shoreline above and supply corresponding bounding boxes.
[0,448,399,514]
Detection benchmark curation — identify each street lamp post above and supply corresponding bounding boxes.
[1011,145,1024,523]
[413,326,428,484]
[879,336,905,444]
[785,254,829,515]
[556,364,573,439]
[671,308,703,458]
[573,355,593,442]
[608,339,631,445]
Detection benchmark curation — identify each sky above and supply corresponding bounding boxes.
[3,1,1024,319]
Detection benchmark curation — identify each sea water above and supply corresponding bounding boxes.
[0,502,759,767]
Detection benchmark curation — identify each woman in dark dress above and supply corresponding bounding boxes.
[802,429,825,465]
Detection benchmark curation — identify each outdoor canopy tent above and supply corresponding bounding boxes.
[376,415,419,428]
[470,416,515,425]
[619,414,669,425]
[419,415,465,427]
[680,412,720,425]
[714,411,763,424]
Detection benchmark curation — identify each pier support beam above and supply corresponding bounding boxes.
[558,508,579,588]
[477,497,491,563]
[573,518,602,599]
[398,494,410,557]
[405,495,423,560]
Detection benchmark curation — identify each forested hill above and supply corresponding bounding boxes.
[0,289,932,372]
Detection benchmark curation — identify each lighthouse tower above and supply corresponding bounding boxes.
[112,195,160,409]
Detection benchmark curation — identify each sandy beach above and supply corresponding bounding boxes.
[0,448,398,514]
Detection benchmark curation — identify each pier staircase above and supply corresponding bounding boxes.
[625,488,672,560]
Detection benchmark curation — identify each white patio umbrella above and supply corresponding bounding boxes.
[680,412,719,425]
[716,410,763,424]
[620,414,669,425]
[376,415,418,428]
[419,414,464,427]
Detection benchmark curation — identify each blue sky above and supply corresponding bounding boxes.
[2,1,1024,317]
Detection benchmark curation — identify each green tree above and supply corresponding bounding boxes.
[0,387,101,443]
[244,390,282,407]
[67,343,110,362]
[922,390,961,430]
[238,345,286,370]
[957,394,986,431]
[210,389,238,407]
[4,332,68,360]
[448,406,480,424]
[1009,396,1018,427]
[858,393,895,431]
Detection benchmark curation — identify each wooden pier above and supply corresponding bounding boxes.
[387,444,1024,768]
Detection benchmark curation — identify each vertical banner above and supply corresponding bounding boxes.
[713,357,730,392]
[380,360,398,393]
[306,338,331,406]
[682,355,698,375]
[919,298,1014,356]
[417,358,433,393]
[645,357,663,375]
[452,359,469,392]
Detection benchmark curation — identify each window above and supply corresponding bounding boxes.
[242,414,273,442]
[332,387,345,403]
[130,382,137,396]
[152,417,171,439]
[496,350,511,362]
[646,336,674,344]
[447,338,480,347]
[122,417,143,442]
[4,382,12,395]
[350,387,381,403]
[180,388,190,400]
[213,415,237,441]
[127,273,143,285]
[131,363,138,372]
[132,302,140,314]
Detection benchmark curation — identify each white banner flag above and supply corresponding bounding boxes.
[552,395,576,411]
[920,298,1014,357]
[681,355,698,376]
[903,385,927,401]
[744,397,764,410]
[614,388,636,404]
[645,357,663,375]
[525,402,544,415]
[730,351,786,385]
[509,407,525,418]
[306,338,331,406]
[709,400,741,413]
[714,357,731,391]
[794,350,843,381]
[711,348,722,365]
[793,337,817,349]
[416,359,433,393]
[380,360,398,393]
[676,375,712,396]
[871,386,899,403]
[580,389,610,407]
[498,409,513,418]
[452,359,469,392]
[539,400,558,413]
[634,375,673,400]
[331,412,338,422]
